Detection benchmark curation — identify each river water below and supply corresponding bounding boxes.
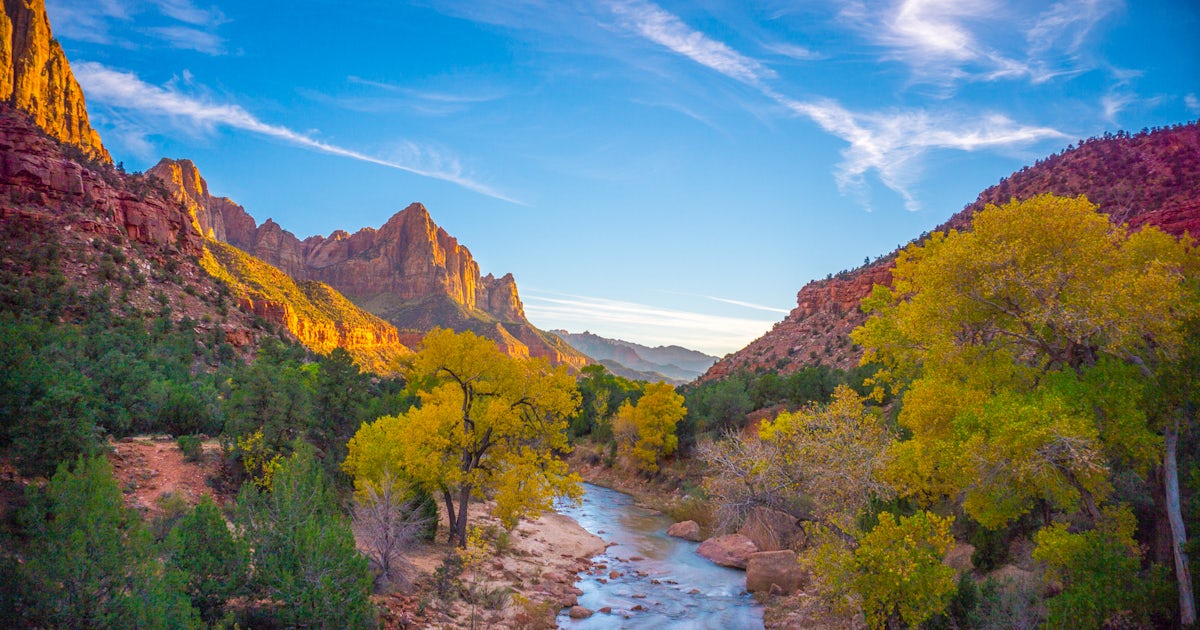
[555,483,764,629]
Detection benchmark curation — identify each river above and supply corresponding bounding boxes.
[555,483,764,629]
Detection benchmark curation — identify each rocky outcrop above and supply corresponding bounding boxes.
[703,122,1200,380]
[0,105,200,256]
[201,239,408,373]
[147,158,257,247]
[0,0,109,163]
[745,550,805,595]
[696,533,758,569]
[149,158,588,368]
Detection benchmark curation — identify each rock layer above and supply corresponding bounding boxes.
[703,122,1200,380]
[0,0,109,163]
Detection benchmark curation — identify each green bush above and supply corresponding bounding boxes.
[177,434,204,462]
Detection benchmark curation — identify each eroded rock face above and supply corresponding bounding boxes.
[702,123,1200,381]
[0,0,109,163]
[149,158,587,368]
[0,106,200,257]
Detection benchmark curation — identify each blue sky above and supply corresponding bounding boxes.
[47,0,1199,356]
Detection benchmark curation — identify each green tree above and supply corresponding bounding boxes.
[344,328,582,546]
[17,456,199,628]
[236,444,376,628]
[165,495,248,624]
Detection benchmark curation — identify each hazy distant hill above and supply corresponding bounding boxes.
[703,122,1200,381]
[551,330,717,383]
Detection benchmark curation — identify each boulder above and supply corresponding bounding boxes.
[667,520,702,541]
[696,533,758,569]
[568,606,593,619]
[745,550,805,594]
[739,506,804,551]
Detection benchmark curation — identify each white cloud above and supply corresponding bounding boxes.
[705,296,791,314]
[784,98,1066,211]
[74,62,521,204]
[46,0,227,54]
[523,292,776,356]
[1185,93,1200,115]
[608,0,775,86]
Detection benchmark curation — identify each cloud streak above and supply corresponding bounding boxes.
[74,62,521,204]
[608,0,775,86]
[523,292,776,356]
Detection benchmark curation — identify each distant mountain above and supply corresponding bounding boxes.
[551,330,717,383]
[150,158,588,369]
[703,122,1200,381]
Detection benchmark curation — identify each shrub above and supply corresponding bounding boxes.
[177,434,203,462]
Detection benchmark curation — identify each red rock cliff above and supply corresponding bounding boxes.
[149,158,587,369]
[703,122,1200,381]
[0,0,109,163]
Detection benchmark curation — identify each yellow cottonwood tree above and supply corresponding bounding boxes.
[852,194,1198,624]
[344,329,582,546]
[613,381,686,473]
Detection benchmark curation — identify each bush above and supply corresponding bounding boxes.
[177,434,203,462]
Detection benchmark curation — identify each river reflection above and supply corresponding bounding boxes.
[555,483,764,629]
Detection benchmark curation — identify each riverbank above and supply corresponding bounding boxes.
[376,499,606,628]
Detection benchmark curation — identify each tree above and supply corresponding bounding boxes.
[613,381,686,473]
[17,456,199,628]
[847,511,957,629]
[758,384,894,542]
[352,472,434,589]
[165,495,248,624]
[236,445,375,628]
[852,194,1199,624]
[344,329,582,546]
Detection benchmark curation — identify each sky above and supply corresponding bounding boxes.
[46,0,1200,357]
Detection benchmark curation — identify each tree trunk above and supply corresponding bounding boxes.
[442,489,457,546]
[454,483,473,548]
[1164,421,1196,627]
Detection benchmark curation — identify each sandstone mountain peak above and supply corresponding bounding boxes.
[149,160,586,368]
[0,0,109,163]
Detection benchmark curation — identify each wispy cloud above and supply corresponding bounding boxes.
[145,26,224,54]
[839,0,1120,89]
[1186,93,1200,115]
[74,62,521,204]
[523,291,776,356]
[151,0,226,26]
[705,296,791,314]
[762,41,824,62]
[607,0,1065,211]
[784,98,1065,210]
[608,0,775,86]
[46,0,227,54]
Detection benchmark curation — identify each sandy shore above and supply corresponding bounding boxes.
[377,500,606,628]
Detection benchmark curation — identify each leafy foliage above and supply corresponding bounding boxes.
[345,329,582,546]
[236,445,376,628]
[15,456,200,628]
[612,381,686,473]
[165,496,248,624]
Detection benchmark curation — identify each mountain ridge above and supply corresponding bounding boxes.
[149,157,587,369]
[552,329,717,383]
